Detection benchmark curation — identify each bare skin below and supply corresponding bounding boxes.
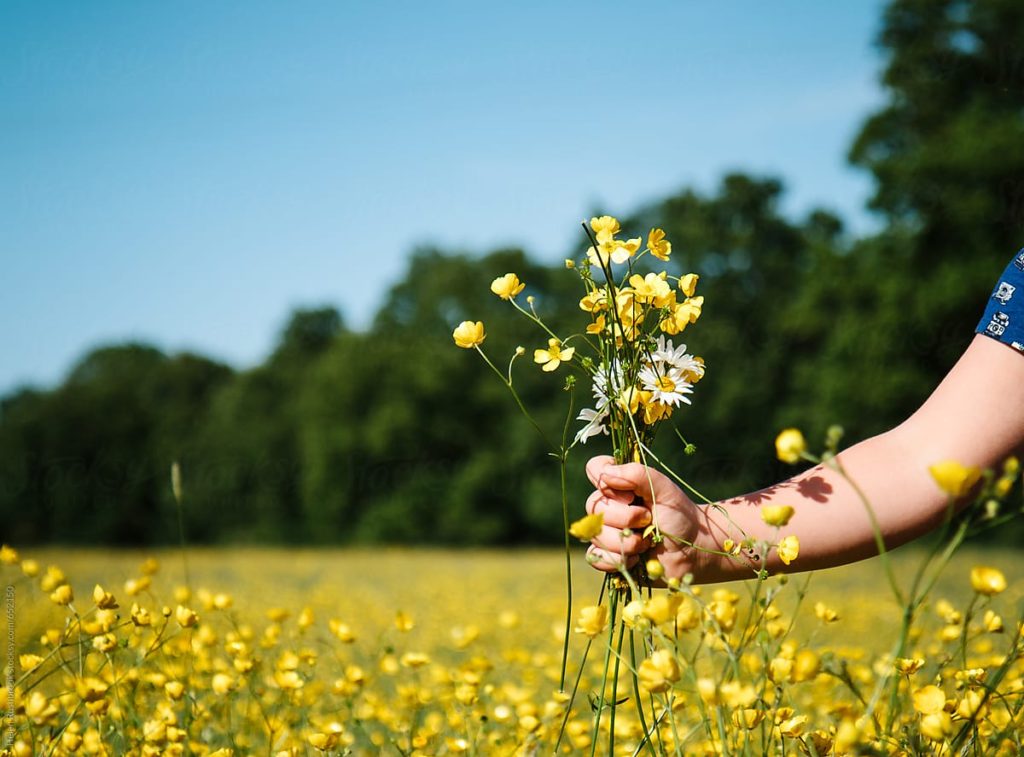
[585,334,1024,584]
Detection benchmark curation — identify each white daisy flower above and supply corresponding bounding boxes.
[651,336,705,379]
[574,407,609,445]
[651,335,686,366]
[591,360,625,407]
[639,365,693,407]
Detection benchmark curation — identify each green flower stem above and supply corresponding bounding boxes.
[554,577,606,752]
[508,298,560,343]
[635,439,713,506]
[559,450,573,692]
[473,345,556,451]
[607,618,627,757]
[629,630,658,757]
[590,587,620,757]
[876,511,970,734]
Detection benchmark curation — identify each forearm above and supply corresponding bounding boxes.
[687,427,948,583]
[686,335,1024,584]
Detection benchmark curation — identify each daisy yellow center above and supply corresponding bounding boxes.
[656,376,676,392]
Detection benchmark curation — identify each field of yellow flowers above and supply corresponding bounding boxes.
[2,544,1022,755]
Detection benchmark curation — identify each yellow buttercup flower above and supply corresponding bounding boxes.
[645,559,664,580]
[164,681,184,700]
[983,608,1003,632]
[568,513,603,541]
[793,650,819,681]
[769,656,793,684]
[920,712,952,742]
[586,240,616,267]
[124,575,150,595]
[779,715,808,738]
[40,565,65,592]
[586,314,606,335]
[696,678,718,705]
[732,709,765,730]
[777,535,799,566]
[956,689,987,720]
[642,594,682,626]
[211,673,235,695]
[720,681,757,708]
[452,321,486,349]
[659,296,703,334]
[928,460,981,497]
[761,505,795,527]
[775,428,806,464]
[707,599,737,631]
[589,215,620,244]
[814,602,839,623]
[574,605,608,638]
[684,356,706,384]
[616,386,646,415]
[130,603,151,626]
[533,338,575,372]
[614,288,642,320]
[637,650,681,693]
[970,566,1007,596]
[579,288,608,313]
[329,618,356,642]
[587,238,641,267]
[912,685,946,715]
[675,598,700,631]
[19,654,43,671]
[395,611,415,632]
[681,295,703,320]
[616,236,641,258]
[678,273,699,297]
[50,584,73,606]
[308,731,341,751]
[92,584,118,610]
[642,399,672,425]
[175,605,199,628]
[628,272,673,306]
[490,273,525,300]
[400,652,431,668]
[647,228,672,261]
[895,657,924,675]
[622,600,649,630]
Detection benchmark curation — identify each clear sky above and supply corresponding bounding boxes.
[2,0,889,395]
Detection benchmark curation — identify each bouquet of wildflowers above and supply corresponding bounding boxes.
[453,215,715,747]
[453,216,707,549]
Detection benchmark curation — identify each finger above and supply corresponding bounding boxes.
[585,492,652,529]
[586,544,640,573]
[598,463,673,505]
[585,487,634,513]
[591,525,647,556]
[585,455,617,488]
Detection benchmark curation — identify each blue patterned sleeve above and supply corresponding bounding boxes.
[976,248,1024,354]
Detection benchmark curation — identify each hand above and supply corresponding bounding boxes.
[584,455,702,581]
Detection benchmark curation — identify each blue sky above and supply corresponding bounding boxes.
[2,0,889,394]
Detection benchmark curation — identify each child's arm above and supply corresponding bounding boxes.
[586,334,1024,584]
